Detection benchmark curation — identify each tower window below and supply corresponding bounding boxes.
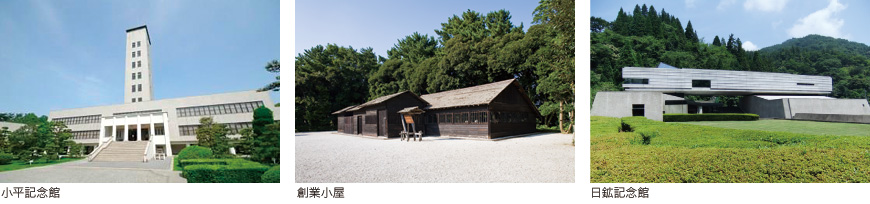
[137,72,141,79]
[137,61,141,67]
[137,84,142,92]
[132,62,135,69]
[132,85,136,92]
[132,98,136,103]
[132,52,135,58]
[138,97,142,102]
[137,51,141,57]
[137,41,141,47]
[132,42,135,48]
[132,73,136,80]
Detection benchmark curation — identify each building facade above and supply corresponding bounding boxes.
[592,66,870,121]
[333,79,539,139]
[48,25,279,161]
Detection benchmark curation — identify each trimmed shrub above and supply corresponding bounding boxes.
[183,161,270,183]
[663,113,759,122]
[0,152,13,165]
[262,165,280,183]
[177,146,213,161]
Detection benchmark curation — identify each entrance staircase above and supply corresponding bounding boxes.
[91,141,149,162]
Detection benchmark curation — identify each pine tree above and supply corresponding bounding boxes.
[726,34,736,52]
[713,36,721,46]
[685,21,698,42]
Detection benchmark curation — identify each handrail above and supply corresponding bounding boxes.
[87,137,113,162]
[143,139,154,162]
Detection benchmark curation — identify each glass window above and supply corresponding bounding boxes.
[137,61,141,67]
[132,52,135,58]
[132,85,136,92]
[137,51,141,57]
[132,62,135,69]
[692,80,711,88]
[623,78,649,84]
[132,42,136,48]
[132,98,136,103]
[138,98,142,102]
[137,84,142,92]
[632,104,645,116]
[137,41,141,47]
[137,72,141,79]
[132,73,136,80]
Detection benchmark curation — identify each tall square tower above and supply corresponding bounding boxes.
[124,25,154,103]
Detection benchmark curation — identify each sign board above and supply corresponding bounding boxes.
[403,115,415,124]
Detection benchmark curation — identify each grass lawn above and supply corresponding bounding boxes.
[592,116,870,183]
[675,119,870,137]
[0,157,84,172]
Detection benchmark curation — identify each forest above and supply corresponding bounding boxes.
[591,4,870,106]
[295,0,575,133]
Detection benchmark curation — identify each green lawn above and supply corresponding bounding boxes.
[674,119,870,137]
[0,157,84,172]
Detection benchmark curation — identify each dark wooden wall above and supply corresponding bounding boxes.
[488,84,537,138]
[385,93,428,138]
[424,106,490,139]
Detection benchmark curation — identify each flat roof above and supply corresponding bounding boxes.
[126,25,151,45]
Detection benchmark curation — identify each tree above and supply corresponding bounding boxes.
[712,36,721,46]
[251,106,278,164]
[684,21,698,42]
[534,0,574,134]
[591,16,609,33]
[0,127,9,153]
[195,117,231,156]
[257,60,280,92]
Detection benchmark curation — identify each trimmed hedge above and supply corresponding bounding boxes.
[0,153,13,165]
[177,146,214,161]
[183,159,269,183]
[663,113,759,122]
[262,165,279,183]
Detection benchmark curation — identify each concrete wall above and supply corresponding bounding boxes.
[786,98,870,118]
[125,26,154,103]
[0,121,25,131]
[793,113,870,123]
[49,90,279,145]
[740,96,787,118]
[623,67,832,95]
[591,92,664,121]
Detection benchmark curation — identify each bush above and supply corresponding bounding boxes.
[0,153,13,165]
[262,165,280,183]
[183,160,270,183]
[663,113,759,122]
[177,146,213,161]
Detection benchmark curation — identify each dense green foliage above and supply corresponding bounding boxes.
[0,152,13,165]
[194,117,232,156]
[591,4,870,104]
[248,106,279,164]
[0,114,80,162]
[663,113,759,122]
[176,146,214,161]
[296,0,575,133]
[261,165,280,183]
[182,159,270,183]
[0,113,48,125]
[592,116,870,182]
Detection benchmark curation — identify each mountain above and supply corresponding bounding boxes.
[759,34,870,58]
[757,34,870,99]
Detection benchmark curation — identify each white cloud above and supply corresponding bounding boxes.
[787,0,847,39]
[744,0,789,12]
[742,41,760,51]
[717,0,738,10]
[686,0,697,8]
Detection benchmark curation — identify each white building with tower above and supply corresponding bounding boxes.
[48,25,279,162]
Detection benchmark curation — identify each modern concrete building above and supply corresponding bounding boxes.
[48,25,279,162]
[592,66,870,121]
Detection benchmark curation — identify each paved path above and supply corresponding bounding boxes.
[0,157,185,183]
[296,131,575,183]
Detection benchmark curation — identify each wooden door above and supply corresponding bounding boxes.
[378,109,386,136]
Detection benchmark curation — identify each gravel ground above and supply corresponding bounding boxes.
[295,131,574,183]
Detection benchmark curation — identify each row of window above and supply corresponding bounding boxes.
[623,78,649,85]
[490,111,532,124]
[52,115,101,125]
[176,101,265,118]
[131,50,142,58]
[72,130,100,140]
[131,97,143,103]
[131,72,142,80]
[427,111,489,124]
[178,122,253,136]
[131,60,142,69]
[132,84,142,92]
[132,41,142,48]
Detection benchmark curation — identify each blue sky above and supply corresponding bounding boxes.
[295,0,540,57]
[592,0,870,51]
[0,0,279,116]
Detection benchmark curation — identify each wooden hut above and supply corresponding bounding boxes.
[333,79,539,139]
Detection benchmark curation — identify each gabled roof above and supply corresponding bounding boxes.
[420,79,538,114]
[331,105,358,115]
[333,91,428,114]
